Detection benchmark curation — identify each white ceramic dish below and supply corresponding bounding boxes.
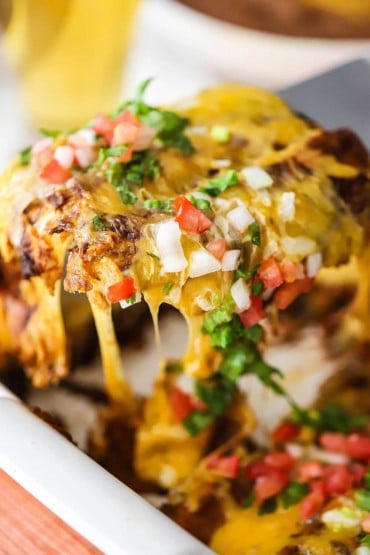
[0,388,214,555]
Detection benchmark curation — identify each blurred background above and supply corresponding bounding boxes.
[0,0,369,169]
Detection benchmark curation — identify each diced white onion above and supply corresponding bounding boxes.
[285,443,304,459]
[322,508,361,529]
[188,249,221,278]
[195,295,214,311]
[257,189,272,206]
[263,239,279,259]
[306,251,323,278]
[356,547,370,555]
[221,249,240,271]
[32,137,53,154]
[54,145,74,169]
[155,220,188,273]
[75,147,96,168]
[159,465,178,488]
[190,191,212,201]
[307,446,349,465]
[281,236,317,257]
[226,205,254,232]
[241,166,273,190]
[279,192,296,221]
[119,293,142,310]
[69,128,96,147]
[176,373,195,394]
[230,278,251,312]
[214,198,230,209]
[261,287,275,301]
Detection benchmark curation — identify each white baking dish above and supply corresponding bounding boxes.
[0,385,214,555]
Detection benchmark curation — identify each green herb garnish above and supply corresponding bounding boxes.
[242,491,255,509]
[40,128,60,138]
[248,221,261,246]
[19,146,32,166]
[292,403,368,433]
[143,198,174,212]
[165,361,183,373]
[252,281,263,296]
[258,497,278,515]
[200,169,239,197]
[163,282,174,294]
[195,374,235,416]
[360,533,370,547]
[183,411,214,436]
[92,215,106,231]
[235,264,260,281]
[126,294,137,305]
[280,482,309,509]
[188,195,212,211]
[356,490,370,511]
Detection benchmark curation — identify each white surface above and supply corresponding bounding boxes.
[0,395,214,555]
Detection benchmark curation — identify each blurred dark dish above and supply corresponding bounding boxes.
[177,0,370,38]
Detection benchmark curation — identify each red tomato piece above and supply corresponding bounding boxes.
[168,388,195,421]
[40,159,71,183]
[361,514,370,533]
[114,109,140,127]
[280,260,299,283]
[324,464,354,495]
[238,296,267,328]
[107,276,136,303]
[300,488,325,521]
[271,422,301,443]
[347,434,370,461]
[206,454,240,478]
[258,258,284,289]
[255,471,289,503]
[274,278,314,310]
[117,147,133,163]
[174,195,212,234]
[246,460,273,481]
[319,432,348,454]
[112,122,139,146]
[310,479,327,498]
[206,239,227,260]
[92,113,115,137]
[264,452,295,472]
[350,463,366,484]
[298,461,324,482]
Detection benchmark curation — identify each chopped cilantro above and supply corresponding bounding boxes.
[105,162,138,204]
[200,169,239,197]
[40,128,60,138]
[364,471,370,490]
[163,282,174,294]
[195,375,235,416]
[143,198,174,212]
[183,411,214,436]
[95,145,127,166]
[356,490,370,511]
[188,195,212,211]
[242,491,255,508]
[202,297,235,335]
[92,215,106,231]
[360,533,370,547]
[219,343,257,382]
[292,403,368,433]
[146,251,160,260]
[258,496,278,515]
[244,324,264,343]
[252,280,263,296]
[19,146,32,166]
[280,482,309,508]
[126,294,137,305]
[235,264,260,281]
[248,221,261,246]
[210,125,231,144]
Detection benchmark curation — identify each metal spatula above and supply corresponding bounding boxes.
[280,58,370,148]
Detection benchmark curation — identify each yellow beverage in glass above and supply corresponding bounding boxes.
[2,0,139,128]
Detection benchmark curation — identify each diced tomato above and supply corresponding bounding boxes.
[206,239,227,260]
[107,276,136,303]
[173,195,212,234]
[272,422,301,443]
[206,454,240,478]
[347,434,370,461]
[310,479,327,498]
[323,464,353,495]
[298,461,324,482]
[300,488,325,521]
[319,432,348,454]
[114,109,140,127]
[246,460,273,481]
[264,452,295,471]
[274,278,314,310]
[280,260,299,283]
[258,258,284,289]
[255,471,289,503]
[40,159,71,183]
[350,463,366,484]
[168,388,195,421]
[92,113,115,137]
[132,124,156,151]
[117,146,133,163]
[361,514,370,533]
[238,296,267,328]
[112,122,139,146]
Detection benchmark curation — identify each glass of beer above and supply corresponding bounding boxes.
[1,0,140,128]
